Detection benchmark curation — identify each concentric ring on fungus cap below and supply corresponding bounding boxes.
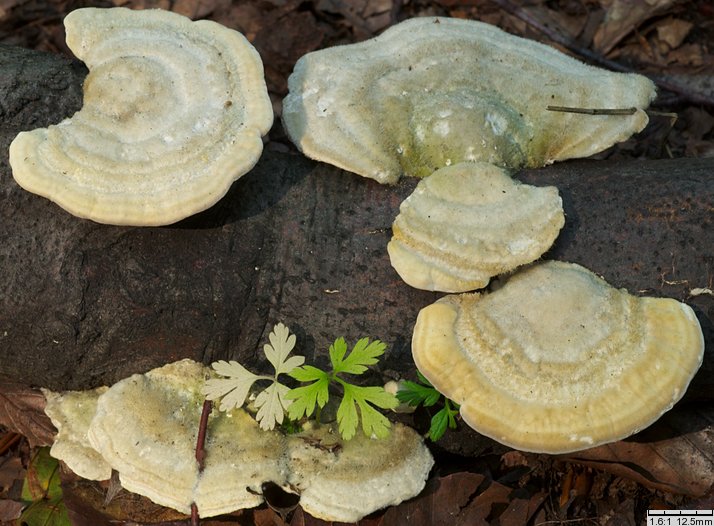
[412,261,704,453]
[387,162,565,292]
[9,7,273,226]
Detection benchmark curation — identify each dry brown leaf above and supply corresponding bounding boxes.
[562,406,714,497]
[593,0,675,54]
[497,488,547,526]
[0,381,54,448]
[374,472,487,525]
[0,499,23,522]
[0,454,24,493]
[656,17,694,49]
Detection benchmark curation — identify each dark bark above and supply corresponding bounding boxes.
[1,45,712,417]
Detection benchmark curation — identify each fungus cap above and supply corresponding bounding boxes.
[42,387,111,481]
[9,7,273,225]
[283,17,655,183]
[83,359,433,519]
[87,359,285,516]
[288,422,433,522]
[412,261,704,453]
[388,162,564,292]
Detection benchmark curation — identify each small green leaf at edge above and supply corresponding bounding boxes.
[416,370,433,386]
[20,448,71,526]
[428,408,450,442]
[349,385,398,410]
[285,376,330,420]
[356,398,392,439]
[336,383,397,440]
[396,380,441,407]
[336,387,359,441]
[333,338,386,375]
[328,337,348,370]
[20,498,70,526]
[288,365,328,383]
[428,403,459,442]
[21,448,62,501]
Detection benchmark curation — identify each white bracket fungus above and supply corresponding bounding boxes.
[9,7,273,226]
[44,359,433,521]
[42,387,111,481]
[282,17,656,183]
[388,162,564,292]
[412,261,704,454]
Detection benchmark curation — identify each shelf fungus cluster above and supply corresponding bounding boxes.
[412,262,704,454]
[9,7,272,226]
[283,15,656,292]
[42,360,434,522]
[283,16,704,453]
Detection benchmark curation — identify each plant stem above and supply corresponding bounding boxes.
[195,399,212,470]
[191,399,213,526]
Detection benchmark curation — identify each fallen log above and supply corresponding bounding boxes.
[0,46,712,416]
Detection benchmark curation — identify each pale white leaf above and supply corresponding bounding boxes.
[203,360,260,411]
[211,359,254,379]
[254,382,292,430]
[280,355,305,374]
[263,323,303,376]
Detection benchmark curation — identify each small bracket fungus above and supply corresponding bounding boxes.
[9,7,273,226]
[49,359,434,520]
[87,360,286,516]
[282,17,656,183]
[388,162,564,292]
[42,387,111,481]
[412,261,704,454]
[288,422,434,523]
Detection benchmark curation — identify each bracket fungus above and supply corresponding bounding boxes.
[42,387,111,481]
[45,359,432,520]
[282,16,656,183]
[87,359,286,515]
[288,422,434,522]
[412,261,704,454]
[388,162,564,292]
[9,7,273,226]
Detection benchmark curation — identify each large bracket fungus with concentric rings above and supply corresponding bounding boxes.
[9,7,273,226]
[388,162,565,292]
[412,261,704,454]
[44,359,433,521]
[282,16,656,183]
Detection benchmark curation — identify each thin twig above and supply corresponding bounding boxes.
[547,105,637,115]
[190,400,213,526]
[0,433,22,455]
[195,400,212,470]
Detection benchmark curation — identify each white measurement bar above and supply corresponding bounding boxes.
[648,511,713,515]
[647,511,714,526]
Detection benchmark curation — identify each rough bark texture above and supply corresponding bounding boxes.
[1,45,712,416]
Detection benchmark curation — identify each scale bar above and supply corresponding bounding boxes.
[647,511,714,526]
[648,511,714,515]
